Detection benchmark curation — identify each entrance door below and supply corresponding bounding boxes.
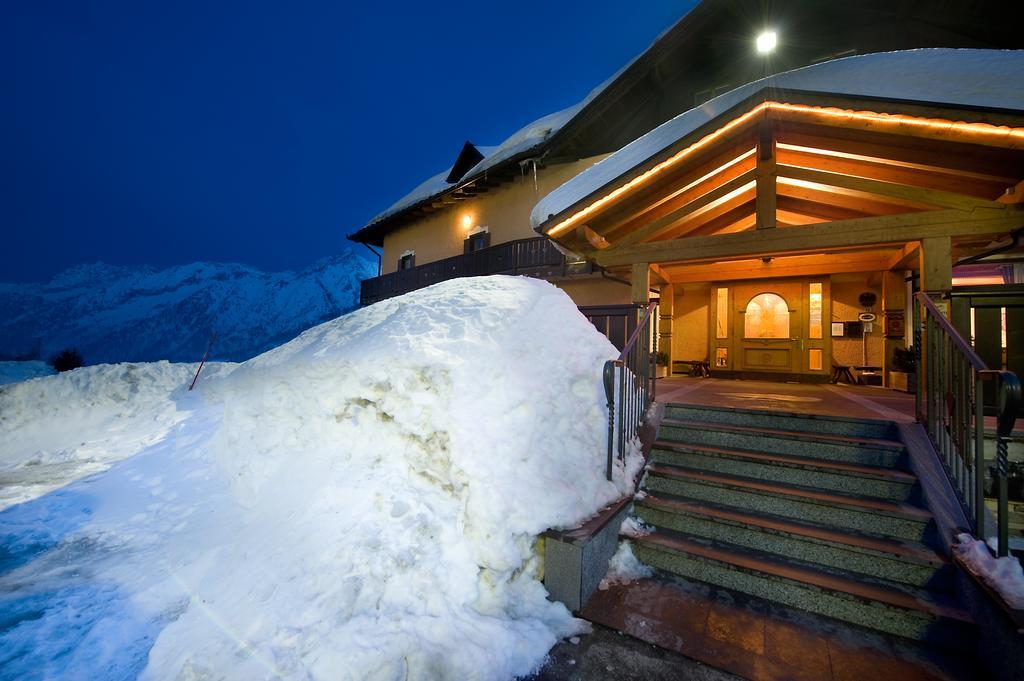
[735,281,803,376]
[710,278,830,381]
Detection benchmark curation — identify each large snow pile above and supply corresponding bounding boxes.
[0,276,641,680]
[0,360,55,386]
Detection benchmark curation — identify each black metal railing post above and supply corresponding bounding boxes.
[603,360,617,481]
[601,301,658,483]
[916,292,1021,556]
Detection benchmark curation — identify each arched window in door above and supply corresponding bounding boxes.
[744,293,790,339]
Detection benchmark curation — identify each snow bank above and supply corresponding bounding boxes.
[532,49,1024,229]
[0,276,642,680]
[0,361,55,386]
[954,534,1024,609]
[0,361,235,510]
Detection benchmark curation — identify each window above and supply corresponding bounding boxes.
[715,347,728,367]
[809,283,823,339]
[464,231,490,254]
[398,252,415,270]
[744,293,790,339]
[715,288,729,339]
[809,348,823,371]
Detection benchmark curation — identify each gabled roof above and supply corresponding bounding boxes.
[446,142,494,184]
[531,49,1024,235]
[348,0,1024,247]
[345,2,701,246]
[348,76,624,245]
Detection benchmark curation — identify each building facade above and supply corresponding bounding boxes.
[348,0,1024,385]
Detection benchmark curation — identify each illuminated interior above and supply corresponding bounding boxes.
[744,293,790,339]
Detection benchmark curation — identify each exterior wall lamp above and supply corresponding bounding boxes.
[756,30,777,54]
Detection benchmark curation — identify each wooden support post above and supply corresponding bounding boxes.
[659,284,674,371]
[631,262,651,305]
[920,236,953,308]
[755,121,776,230]
[882,270,907,388]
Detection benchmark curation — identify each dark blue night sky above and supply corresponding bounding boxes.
[2,1,691,282]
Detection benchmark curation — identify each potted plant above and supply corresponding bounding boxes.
[889,347,917,393]
[655,351,670,379]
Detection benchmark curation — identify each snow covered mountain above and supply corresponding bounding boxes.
[0,249,376,363]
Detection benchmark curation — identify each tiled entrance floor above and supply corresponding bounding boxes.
[582,573,977,681]
[657,377,916,423]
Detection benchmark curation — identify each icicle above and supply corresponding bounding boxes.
[532,159,538,193]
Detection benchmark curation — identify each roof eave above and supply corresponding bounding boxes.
[535,86,1024,237]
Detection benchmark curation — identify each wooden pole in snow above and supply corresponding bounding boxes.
[189,332,217,391]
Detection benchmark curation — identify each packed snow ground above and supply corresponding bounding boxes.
[0,276,642,680]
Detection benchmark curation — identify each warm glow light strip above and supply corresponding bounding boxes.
[545,101,1024,239]
[546,104,770,237]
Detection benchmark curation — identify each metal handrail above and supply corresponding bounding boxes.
[602,301,658,481]
[917,293,988,369]
[915,291,1021,556]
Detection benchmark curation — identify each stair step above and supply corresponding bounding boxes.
[631,528,974,644]
[658,418,905,468]
[635,492,950,590]
[645,463,932,541]
[651,440,916,501]
[664,403,896,440]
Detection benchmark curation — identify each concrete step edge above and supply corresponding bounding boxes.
[646,463,932,523]
[660,418,906,451]
[636,492,947,566]
[632,529,971,624]
[663,402,897,430]
[651,440,915,482]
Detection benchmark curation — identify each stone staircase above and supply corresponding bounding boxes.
[627,403,976,647]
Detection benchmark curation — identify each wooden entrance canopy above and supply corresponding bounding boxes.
[536,92,1024,285]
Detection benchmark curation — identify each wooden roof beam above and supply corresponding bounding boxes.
[886,241,921,270]
[614,171,757,247]
[594,206,1024,268]
[776,144,1012,200]
[597,140,757,239]
[755,120,777,230]
[662,250,901,284]
[682,203,757,238]
[776,164,1004,212]
[777,180,927,216]
[776,126,1023,183]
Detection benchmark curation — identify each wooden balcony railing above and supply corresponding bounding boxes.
[359,237,593,306]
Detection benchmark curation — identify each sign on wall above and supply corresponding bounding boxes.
[884,311,905,338]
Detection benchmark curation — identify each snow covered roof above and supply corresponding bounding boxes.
[349,15,670,243]
[532,49,1024,232]
[362,76,621,230]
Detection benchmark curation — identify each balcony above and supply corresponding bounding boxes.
[359,237,596,306]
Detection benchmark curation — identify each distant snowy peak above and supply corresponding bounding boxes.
[0,249,376,364]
